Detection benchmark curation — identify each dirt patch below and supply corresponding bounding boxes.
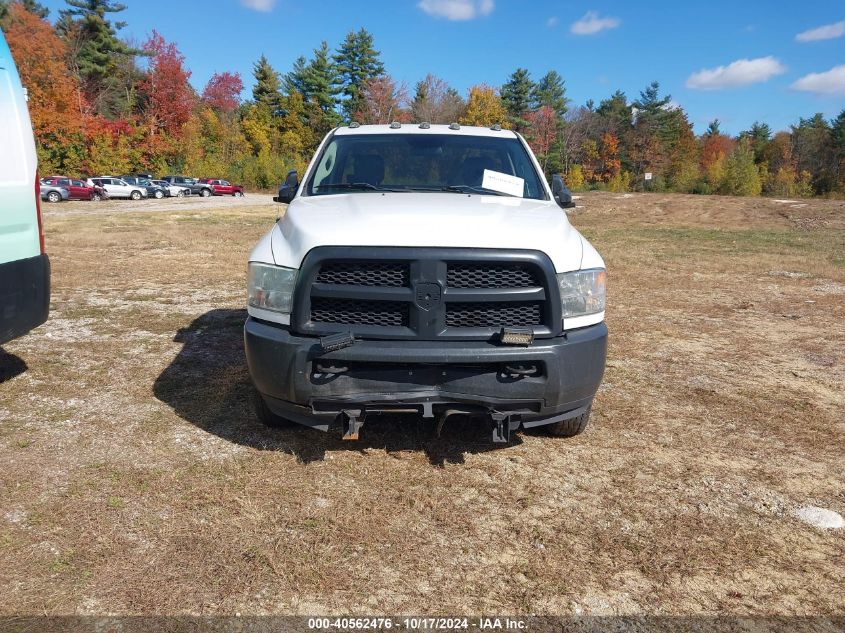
[1,192,843,618]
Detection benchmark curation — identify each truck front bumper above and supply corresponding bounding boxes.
[245,317,607,433]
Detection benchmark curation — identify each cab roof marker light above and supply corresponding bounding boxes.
[449,122,460,130]
[348,121,361,128]
[490,124,502,131]
[419,122,431,129]
[389,121,402,129]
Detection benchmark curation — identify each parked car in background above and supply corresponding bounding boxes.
[161,175,214,197]
[153,179,190,197]
[1,30,50,344]
[122,176,166,199]
[91,177,147,200]
[198,178,245,197]
[39,182,69,203]
[41,176,106,201]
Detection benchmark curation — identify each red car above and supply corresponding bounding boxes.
[198,178,245,197]
[41,176,106,201]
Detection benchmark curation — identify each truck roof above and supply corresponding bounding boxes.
[332,123,518,138]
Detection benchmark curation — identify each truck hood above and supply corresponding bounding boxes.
[265,192,589,272]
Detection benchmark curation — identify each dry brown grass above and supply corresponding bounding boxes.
[0,192,843,617]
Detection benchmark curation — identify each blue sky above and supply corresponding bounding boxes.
[39,0,845,134]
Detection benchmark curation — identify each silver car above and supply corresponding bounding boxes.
[39,182,69,203]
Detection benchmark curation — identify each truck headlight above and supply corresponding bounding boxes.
[248,262,297,314]
[557,268,606,318]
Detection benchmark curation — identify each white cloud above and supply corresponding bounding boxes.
[685,56,786,90]
[796,20,845,42]
[417,0,494,20]
[790,65,845,95]
[240,0,276,11]
[570,11,620,35]
[546,16,558,28]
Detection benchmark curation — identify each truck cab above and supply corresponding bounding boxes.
[246,123,606,442]
[0,32,50,344]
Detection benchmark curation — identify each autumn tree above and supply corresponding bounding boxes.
[3,2,83,172]
[599,132,621,182]
[525,106,558,173]
[411,74,465,124]
[701,122,735,192]
[721,139,762,196]
[460,85,507,127]
[139,31,195,137]
[202,71,243,113]
[355,75,408,124]
[333,28,385,121]
[0,0,49,23]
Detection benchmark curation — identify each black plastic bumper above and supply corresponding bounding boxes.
[245,317,606,431]
[0,254,50,345]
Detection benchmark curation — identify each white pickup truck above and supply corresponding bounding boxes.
[246,123,606,442]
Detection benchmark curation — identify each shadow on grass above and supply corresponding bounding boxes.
[0,348,27,384]
[153,309,519,466]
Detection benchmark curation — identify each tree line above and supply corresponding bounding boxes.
[2,0,844,196]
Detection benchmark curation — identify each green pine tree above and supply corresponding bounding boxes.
[500,68,534,131]
[252,54,283,116]
[333,28,385,121]
[531,71,568,118]
[57,0,139,85]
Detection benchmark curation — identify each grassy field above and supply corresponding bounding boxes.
[0,192,843,619]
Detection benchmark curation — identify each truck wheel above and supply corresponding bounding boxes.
[130,190,142,200]
[233,191,243,197]
[252,390,294,428]
[546,406,591,437]
[200,188,211,197]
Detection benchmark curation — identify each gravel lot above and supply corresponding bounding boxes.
[1,191,843,624]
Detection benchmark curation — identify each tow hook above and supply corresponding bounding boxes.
[491,411,520,443]
[341,409,364,440]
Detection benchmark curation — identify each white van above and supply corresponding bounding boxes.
[0,31,49,345]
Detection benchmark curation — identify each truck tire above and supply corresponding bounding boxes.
[252,389,294,428]
[130,190,142,200]
[233,191,243,197]
[200,188,212,197]
[546,406,591,437]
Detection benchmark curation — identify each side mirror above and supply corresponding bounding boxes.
[274,170,299,204]
[552,174,576,209]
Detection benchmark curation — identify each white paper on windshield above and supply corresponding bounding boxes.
[481,169,524,197]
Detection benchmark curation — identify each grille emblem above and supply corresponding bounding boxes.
[414,282,442,311]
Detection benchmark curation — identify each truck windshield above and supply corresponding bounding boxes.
[305,133,547,200]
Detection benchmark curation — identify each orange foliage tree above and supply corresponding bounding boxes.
[3,3,84,172]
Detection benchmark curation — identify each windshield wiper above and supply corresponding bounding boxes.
[440,184,517,197]
[313,182,401,192]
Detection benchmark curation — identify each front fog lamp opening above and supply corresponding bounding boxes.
[500,327,534,346]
